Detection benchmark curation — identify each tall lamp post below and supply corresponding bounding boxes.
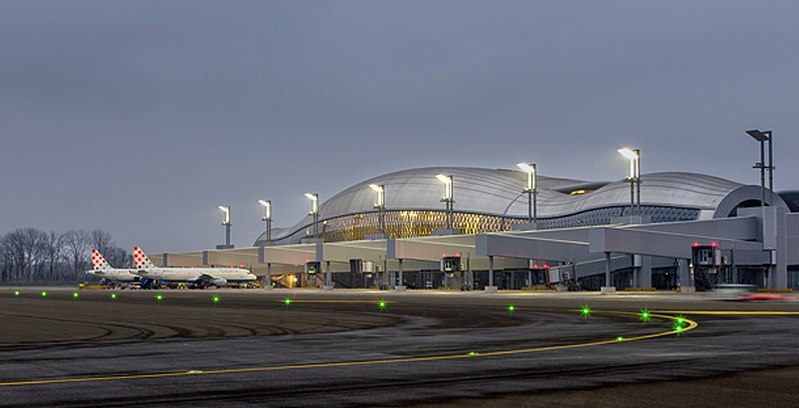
[436,174,454,230]
[369,184,386,237]
[745,129,773,206]
[304,193,319,239]
[516,162,537,223]
[218,205,232,248]
[618,148,641,216]
[258,199,272,243]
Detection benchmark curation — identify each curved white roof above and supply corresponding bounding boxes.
[259,167,765,244]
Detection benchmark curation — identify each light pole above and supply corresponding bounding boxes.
[305,193,319,239]
[436,174,454,230]
[516,162,537,223]
[746,129,773,206]
[369,184,386,237]
[218,205,231,248]
[618,148,641,215]
[258,199,272,243]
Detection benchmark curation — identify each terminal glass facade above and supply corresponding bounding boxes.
[264,205,701,245]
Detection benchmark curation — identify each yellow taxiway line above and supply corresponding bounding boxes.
[287,299,383,304]
[658,311,799,316]
[0,310,696,388]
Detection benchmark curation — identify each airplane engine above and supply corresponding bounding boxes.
[210,278,228,287]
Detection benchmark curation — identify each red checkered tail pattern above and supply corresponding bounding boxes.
[90,249,112,270]
[132,246,156,270]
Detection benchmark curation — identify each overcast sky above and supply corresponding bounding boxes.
[1,1,797,252]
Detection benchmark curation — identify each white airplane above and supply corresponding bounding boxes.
[132,246,256,288]
[85,249,141,283]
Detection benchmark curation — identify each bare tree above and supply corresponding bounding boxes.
[0,229,121,284]
[104,246,130,269]
[42,231,65,281]
[0,235,11,282]
[63,229,90,279]
[4,228,47,282]
[89,230,114,255]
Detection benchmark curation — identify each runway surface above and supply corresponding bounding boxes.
[1,288,799,407]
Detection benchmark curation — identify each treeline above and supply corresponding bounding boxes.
[0,228,129,285]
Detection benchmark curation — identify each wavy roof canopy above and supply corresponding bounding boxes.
[258,167,762,243]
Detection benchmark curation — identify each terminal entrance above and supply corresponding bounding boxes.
[652,266,679,289]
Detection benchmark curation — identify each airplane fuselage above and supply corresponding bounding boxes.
[136,267,256,285]
[86,268,140,283]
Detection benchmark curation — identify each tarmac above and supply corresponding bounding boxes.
[1,287,798,407]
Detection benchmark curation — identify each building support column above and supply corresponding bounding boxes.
[678,258,695,293]
[264,262,272,290]
[527,266,533,288]
[638,255,652,288]
[323,260,333,290]
[395,259,406,291]
[601,252,615,294]
[466,255,473,290]
[485,256,497,292]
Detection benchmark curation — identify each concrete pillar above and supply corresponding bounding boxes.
[775,208,788,288]
[264,262,273,290]
[323,261,333,290]
[638,255,652,288]
[678,258,695,293]
[485,256,497,292]
[601,252,615,294]
[466,255,473,290]
[396,259,406,291]
[383,259,388,289]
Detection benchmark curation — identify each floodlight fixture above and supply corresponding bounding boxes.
[516,162,538,223]
[435,174,454,230]
[258,200,272,220]
[218,205,231,225]
[435,174,453,200]
[258,199,272,243]
[369,184,386,236]
[304,193,318,214]
[368,184,385,207]
[746,129,770,142]
[617,148,641,215]
[617,147,639,160]
[305,193,320,239]
[745,129,774,207]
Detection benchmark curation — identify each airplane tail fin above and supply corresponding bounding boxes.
[90,249,112,270]
[132,246,157,270]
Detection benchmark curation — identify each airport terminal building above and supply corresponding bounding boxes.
[161,166,799,292]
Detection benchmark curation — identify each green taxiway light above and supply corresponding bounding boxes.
[378,300,387,310]
[156,294,164,301]
[14,290,20,296]
[468,351,478,356]
[640,308,651,322]
[212,296,220,304]
[507,305,516,312]
[283,298,293,306]
[41,291,47,298]
[111,293,117,300]
[616,336,624,341]
[73,292,79,299]
[580,305,591,317]
[676,315,686,325]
